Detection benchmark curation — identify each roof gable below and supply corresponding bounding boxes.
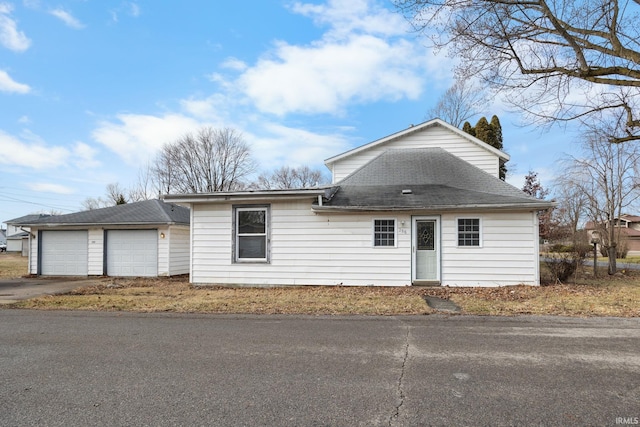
[324,118,509,167]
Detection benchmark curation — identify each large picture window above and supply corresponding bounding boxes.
[457,218,480,247]
[235,206,269,262]
[373,219,396,247]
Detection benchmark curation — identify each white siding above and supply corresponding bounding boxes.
[331,126,500,182]
[88,228,104,276]
[168,226,190,276]
[440,211,539,286]
[158,227,169,276]
[191,201,413,286]
[191,202,540,287]
[29,231,37,274]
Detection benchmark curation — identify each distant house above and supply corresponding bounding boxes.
[166,119,553,287]
[12,200,190,277]
[586,214,640,257]
[4,214,50,256]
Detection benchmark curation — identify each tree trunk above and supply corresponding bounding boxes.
[608,244,617,275]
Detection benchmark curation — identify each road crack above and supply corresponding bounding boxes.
[389,320,410,427]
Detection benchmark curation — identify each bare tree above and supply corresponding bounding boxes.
[105,183,127,205]
[522,170,553,241]
[562,122,640,274]
[128,163,157,202]
[427,79,488,127]
[81,196,109,211]
[153,127,256,194]
[550,183,588,241]
[253,166,329,190]
[395,0,640,143]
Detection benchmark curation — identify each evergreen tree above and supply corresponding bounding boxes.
[115,194,127,205]
[461,116,507,180]
[490,115,503,150]
[462,121,474,137]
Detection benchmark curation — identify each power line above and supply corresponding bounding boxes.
[0,194,77,212]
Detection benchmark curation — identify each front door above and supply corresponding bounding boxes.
[412,217,440,283]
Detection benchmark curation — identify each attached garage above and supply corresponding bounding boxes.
[106,229,158,277]
[16,199,190,277]
[40,230,88,276]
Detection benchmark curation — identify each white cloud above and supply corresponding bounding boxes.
[49,8,84,29]
[221,57,247,72]
[0,130,70,169]
[219,0,441,117]
[248,122,351,169]
[72,142,101,169]
[290,0,408,38]
[92,113,201,164]
[0,69,30,93]
[0,3,31,51]
[129,2,140,17]
[27,182,75,194]
[239,35,425,116]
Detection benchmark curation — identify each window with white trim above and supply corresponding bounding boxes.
[235,206,269,262]
[457,218,480,246]
[373,219,396,247]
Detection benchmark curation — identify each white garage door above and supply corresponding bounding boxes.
[107,230,158,277]
[41,230,88,276]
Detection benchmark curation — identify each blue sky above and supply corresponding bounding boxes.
[0,0,572,222]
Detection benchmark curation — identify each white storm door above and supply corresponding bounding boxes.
[106,230,158,277]
[412,217,440,283]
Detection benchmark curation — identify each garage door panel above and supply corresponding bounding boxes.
[107,230,157,277]
[41,231,88,276]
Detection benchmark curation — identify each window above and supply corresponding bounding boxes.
[457,218,480,247]
[235,206,269,262]
[374,219,396,247]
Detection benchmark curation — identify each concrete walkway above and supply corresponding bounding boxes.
[0,277,105,304]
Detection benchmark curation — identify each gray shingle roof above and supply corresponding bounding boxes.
[5,214,51,224]
[319,148,553,211]
[12,199,189,226]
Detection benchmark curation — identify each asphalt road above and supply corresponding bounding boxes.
[1,311,638,426]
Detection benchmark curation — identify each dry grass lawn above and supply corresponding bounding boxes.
[0,253,28,279]
[7,265,640,317]
[2,253,638,316]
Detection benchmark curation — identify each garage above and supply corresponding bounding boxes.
[41,230,88,276]
[106,229,158,277]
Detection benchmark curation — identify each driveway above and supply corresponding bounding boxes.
[1,312,638,426]
[0,277,105,304]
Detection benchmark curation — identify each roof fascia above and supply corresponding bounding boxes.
[24,221,187,227]
[312,201,555,213]
[164,188,328,204]
[324,118,509,166]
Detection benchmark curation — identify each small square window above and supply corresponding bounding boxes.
[458,218,480,246]
[374,219,395,247]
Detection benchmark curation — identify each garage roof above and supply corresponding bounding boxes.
[12,199,190,226]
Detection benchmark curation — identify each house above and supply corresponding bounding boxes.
[165,119,554,287]
[586,214,640,257]
[4,214,50,256]
[12,199,190,277]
